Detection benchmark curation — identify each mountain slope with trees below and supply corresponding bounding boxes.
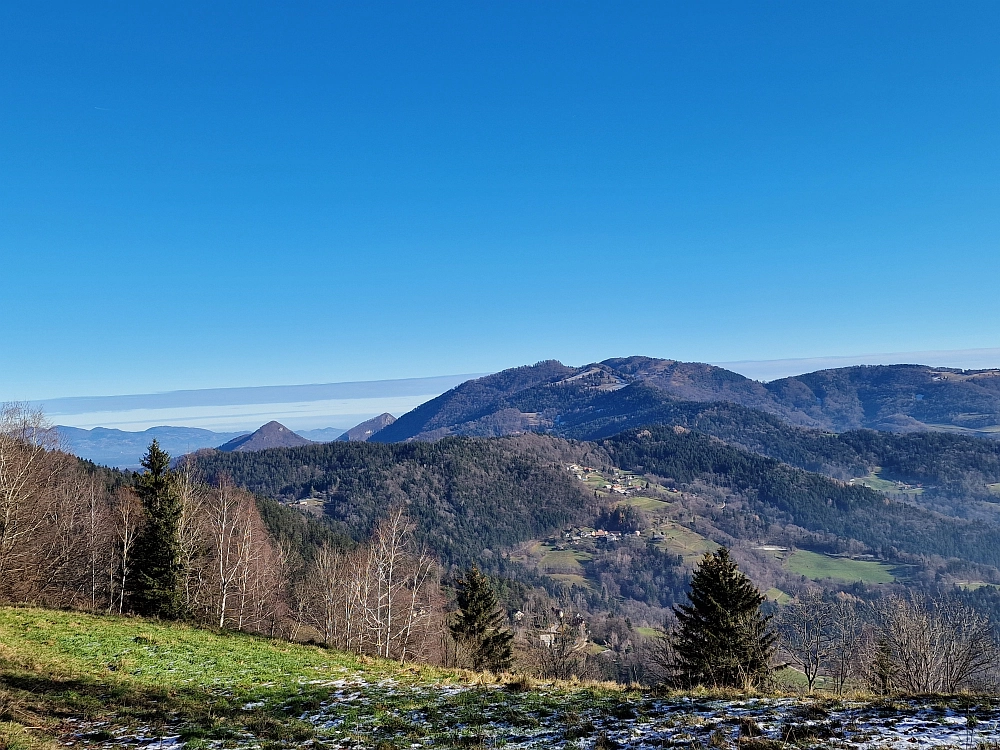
[373,357,1000,441]
[186,426,1000,607]
[216,421,313,452]
[601,425,1000,568]
[369,361,1000,514]
[185,434,608,568]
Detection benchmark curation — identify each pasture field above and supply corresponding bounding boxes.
[765,587,792,604]
[654,522,719,563]
[622,495,670,513]
[849,468,923,496]
[783,549,897,584]
[957,581,1000,591]
[538,547,591,574]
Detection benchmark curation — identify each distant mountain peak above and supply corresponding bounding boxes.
[371,356,1000,442]
[337,413,397,442]
[216,421,313,452]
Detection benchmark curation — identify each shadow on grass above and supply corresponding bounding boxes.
[0,668,326,745]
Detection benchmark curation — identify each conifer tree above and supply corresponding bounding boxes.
[670,547,774,689]
[129,440,186,619]
[449,566,514,672]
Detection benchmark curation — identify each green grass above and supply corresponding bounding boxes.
[0,607,636,749]
[655,522,718,563]
[538,547,591,574]
[765,587,792,604]
[773,666,836,692]
[957,581,1000,591]
[623,496,669,513]
[0,606,459,748]
[850,468,923,496]
[784,550,896,584]
[547,573,592,589]
[927,423,1000,437]
[0,606,989,749]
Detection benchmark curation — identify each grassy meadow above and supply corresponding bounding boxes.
[783,550,897,584]
[1,607,999,749]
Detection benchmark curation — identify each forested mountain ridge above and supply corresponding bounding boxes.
[371,360,577,442]
[373,357,1000,441]
[185,427,1000,617]
[554,384,1000,507]
[185,434,608,568]
[601,425,1000,568]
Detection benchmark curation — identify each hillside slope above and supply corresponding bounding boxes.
[373,368,1000,514]
[336,412,396,441]
[186,430,1000,614]
[0,606,461,749]
[373,357,1000,441]
[187,434,608,567]
[2,607,992,750]
[602,425,1000,568]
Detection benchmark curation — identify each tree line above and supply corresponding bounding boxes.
[0,405,514,668]
[655,547,1000,694]
[601,425,1000,567]
[0,405,290,631]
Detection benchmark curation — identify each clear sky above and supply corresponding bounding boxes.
[3,1,1000,402]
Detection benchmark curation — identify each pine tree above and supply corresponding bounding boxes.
[129,440,185,619]
[670,547,774,689]
[449,566,514,672]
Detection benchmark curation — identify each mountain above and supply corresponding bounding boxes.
[336,413,396,442]
[373,357,1000,441]
[768,364,1000,432]
[216,421,313,452]
[56,425,247,469]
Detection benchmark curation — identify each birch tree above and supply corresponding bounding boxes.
[0,403,60,598]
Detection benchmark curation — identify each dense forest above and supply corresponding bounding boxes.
[600,425,1000,568]
[185,434,607,568]
[378,373,1000,511]
[186,422,1000,617]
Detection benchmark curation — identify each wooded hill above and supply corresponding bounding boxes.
[186,434,608,569]
[185,425,1000,617]
[371,362,1000,511]
[373,357,1000,440]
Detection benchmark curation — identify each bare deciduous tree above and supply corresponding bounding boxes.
[777,590,836,692]
[828,596,863,695]
[109,487,144,614]
[0,404,61,598]
[863,594,998,694]
[301,508,442,663]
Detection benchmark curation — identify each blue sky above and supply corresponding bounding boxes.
[3,1,1000,408]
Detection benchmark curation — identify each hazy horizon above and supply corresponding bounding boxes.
[23,347,1000,433]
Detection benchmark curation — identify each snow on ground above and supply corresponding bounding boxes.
[71,677,1000,749]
